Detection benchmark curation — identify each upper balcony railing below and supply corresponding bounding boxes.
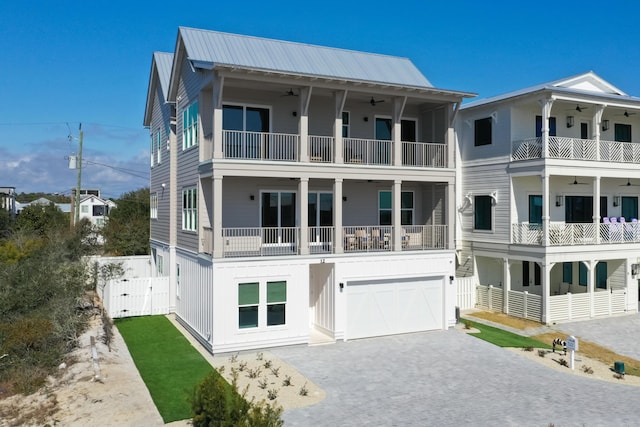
[512,136,640,164]
[213,131,448,168]
[512,222,640,246]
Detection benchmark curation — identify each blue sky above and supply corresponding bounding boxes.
[2,0,639,198]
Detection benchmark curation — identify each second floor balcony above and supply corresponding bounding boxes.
[512,136,640,164]
[512,220,640,246]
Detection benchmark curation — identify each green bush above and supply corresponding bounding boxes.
[191,372,283,427]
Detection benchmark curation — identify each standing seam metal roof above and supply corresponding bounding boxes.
[178,27,433,88]
[153,52,174,101]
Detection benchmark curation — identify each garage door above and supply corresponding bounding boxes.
[346,277,443,340]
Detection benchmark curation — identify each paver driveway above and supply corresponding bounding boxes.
[272,328,640,426]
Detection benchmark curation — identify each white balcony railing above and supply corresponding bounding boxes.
[401,141,447,167]
[512,136,640,164]
[343,226,393,252]
[223,130,299,161]
[308,136,334,163]
[222,227,299,257]
[512,221,640,246]
[343,138,391,165]
[308,226,334,254]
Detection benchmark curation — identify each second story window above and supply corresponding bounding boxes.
[474,195,492,231]
[615,123,631,142]
[474,117,492,146]
[182,102,199,150]
[535,116,557,137]
[156,131,162,163]
[378,191,414,225]
[342,111,350,137]
[150,193,158,219]
[182,187,197,231]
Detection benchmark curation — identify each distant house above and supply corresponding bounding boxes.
[0,187,17,217]
[78,195,116,228]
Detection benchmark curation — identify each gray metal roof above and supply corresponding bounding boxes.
[154,52,173,100]
[178,27,433,88]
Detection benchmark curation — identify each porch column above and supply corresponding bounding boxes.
[447,101,461,169]
[541,261,551,324]
[588,260,596,317]
[333,179,343,253]
[212,72,224,159]
[542,172,550,246]
[594,176,601,244]
[503,258,510,314]
[299,177,309,255]
[212,175,223,258]
[447,180,455,249]
[540,98,554,158]
[392,180,402,251]
[333,91,347,164]
[392,96,407,166]
[298,87,312,162]
[593,105,604,161]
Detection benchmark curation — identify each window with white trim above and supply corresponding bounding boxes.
[150,193,158,219]
[237,280,287,329]
[182,187,197,231]
[342,111,350,137]
[474,195,492,230]
[182,102,199,150]
[156,130,162,163]
[150,133,154,167]
[238,282,259,329]
[378,191,414,225]
[267,281,286,326]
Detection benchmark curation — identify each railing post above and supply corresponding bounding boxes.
[333,179,343,253]
[488,285,493,311]
[567,292,572,321]
[523,291,528,320]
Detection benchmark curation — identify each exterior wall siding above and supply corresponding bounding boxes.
[150,83,172,244]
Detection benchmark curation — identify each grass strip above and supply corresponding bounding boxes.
[462,318,551,349]
[116,315,217,423]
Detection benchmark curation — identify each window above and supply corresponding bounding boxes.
[615,123,631,142]
[157,254,163,275]
[150,193,158,219]
[238,282,259,329]
[622,197,638,220]
[581,123,589,139]
[156,131,162,163]
[378,191,414,226]
[176,264,181,298]
[93,205,106,217]
[529,195,542,224]
[474,117,492,146]
[342,111,350,137]
[261,192,295,243]
[474,195,492,231]
[534,263,541,286]
[182,102,199,150]
[563,262,573,284]
[523,261,530,286]
[150,133,154,167]
[308,192,333,227]
[579,262,587,286]
[223,105,269,158]
[267,281,286,326]
[81,205,89,213]
[95,218,105,227]
[596,262,607,289]
[535,116,557,137]
[565,196,593,223]
[182,187,197,231]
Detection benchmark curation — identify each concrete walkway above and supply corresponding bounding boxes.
[272,328,640,426]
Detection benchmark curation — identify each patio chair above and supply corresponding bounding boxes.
[610,217,622,241]
[355,229,368,250]
[603,217,610,223]
[371,228,383,249]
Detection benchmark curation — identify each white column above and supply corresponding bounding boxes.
[212,73,224,159]
[594,105,604,161]
[298,87,312,162]
[392,96,407,166]
[540,98,554,158]
[542,173,550,246]
[588,260,596,317]
[299,177,309,255]
[503,258,510,314]
[212,176,223,258]
[447,180,454,249]
[594,176,601,244]
[333,91,347,164]
[392,180,402,251]
[334,179,343,253]
[542,261,551,324]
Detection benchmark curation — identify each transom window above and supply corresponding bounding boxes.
[474,117,492,146]
[378,191,414,226]
[182,187,197,231]
[182,102,199,150]
[474,195,492,231]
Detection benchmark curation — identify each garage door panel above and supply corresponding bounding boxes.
[347,277,443,340]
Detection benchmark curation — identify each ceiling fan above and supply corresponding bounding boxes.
[568,176,588,185]
[615,110,637,117]
[620,179,640,187]
[367,97,385,106]
[280,88,298,97]
[574,104,589,113]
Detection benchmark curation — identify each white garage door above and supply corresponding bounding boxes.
[347,277,443,340]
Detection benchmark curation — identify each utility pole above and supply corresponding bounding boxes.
[75,123,83,226]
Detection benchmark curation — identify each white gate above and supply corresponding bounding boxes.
[456,276,477,309]
[103,276,170,318]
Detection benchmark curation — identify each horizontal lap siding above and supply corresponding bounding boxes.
[151,84,172,244]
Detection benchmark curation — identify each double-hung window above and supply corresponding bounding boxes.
[182,187,197,231]
[182,102,199,150]
[150,193,158,219]
[267,281,286,326]
[156,131,162,163]
[474,195,492,231]
[238,282,259,329]
[238,281,287,329]
[378,191,414,225]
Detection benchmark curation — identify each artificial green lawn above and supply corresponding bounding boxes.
[115,315,217,423]
[462,318,552,349]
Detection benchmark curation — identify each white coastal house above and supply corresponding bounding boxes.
[78,195,115,228]
[456,71,640,324]
[144,27,474,353]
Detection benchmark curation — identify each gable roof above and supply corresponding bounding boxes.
[462,71,640,109]
[143,52,174,126]
[168,28,442,101]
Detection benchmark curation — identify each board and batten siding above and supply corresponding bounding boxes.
[150,83,172,244]
[460,162,511,244]
[176,51,207,252]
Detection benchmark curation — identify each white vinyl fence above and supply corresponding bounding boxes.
[456,276,477,310]
[103,277,170,318]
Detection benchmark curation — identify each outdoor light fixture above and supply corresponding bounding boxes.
[556,194,563,207]
[490,191,498,204]
[602,119,610,131]
[342,196,347,202]
[249,194,255,201]
[614,195,620,207]
[363,116,369,122]
[567,116,574,128]
[632,264,639,276]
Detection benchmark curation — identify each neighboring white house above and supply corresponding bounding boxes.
[144,27,474,353]
[0,187,16,217]
[78,195,116,228]
[456,71,640,324]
